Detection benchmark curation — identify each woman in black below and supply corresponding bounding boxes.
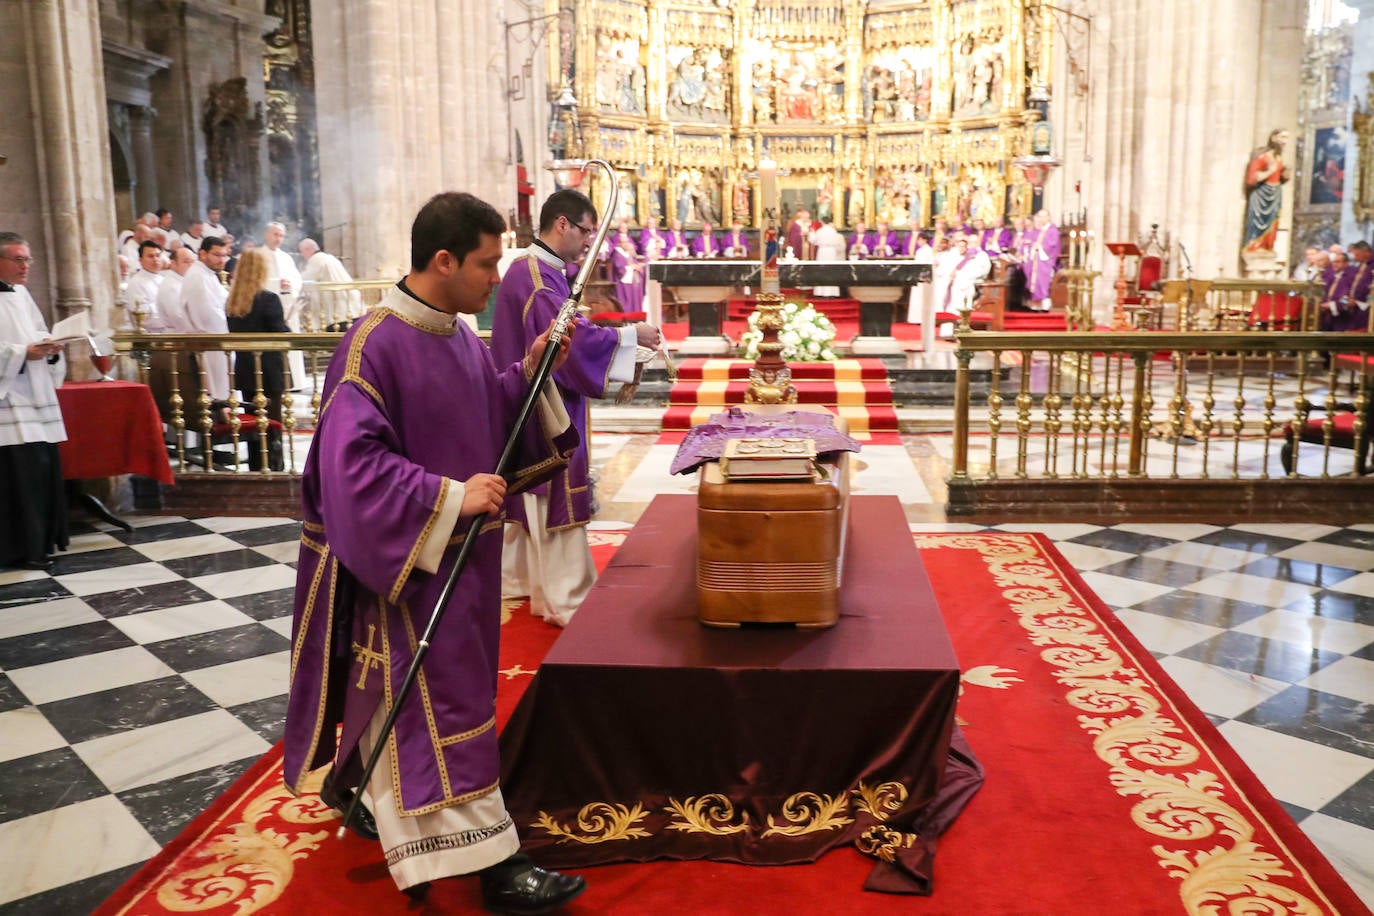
[224,247,290,422]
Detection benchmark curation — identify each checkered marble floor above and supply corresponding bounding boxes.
[1,435,1372,912]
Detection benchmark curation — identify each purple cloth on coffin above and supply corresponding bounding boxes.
[282,288,579,812]
[670,406,862,475]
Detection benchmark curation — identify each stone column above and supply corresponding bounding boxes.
[313,0,518,278]
[129,105,159,216]
[1048,0,1302,318]
[15,0,118,327]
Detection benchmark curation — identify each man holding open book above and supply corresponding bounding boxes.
[0,232,69,571]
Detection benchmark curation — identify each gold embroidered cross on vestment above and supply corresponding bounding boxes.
[352,624,385,690]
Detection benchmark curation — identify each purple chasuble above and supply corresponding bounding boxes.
[666,230,690,259]
[848,231,875,258]
[611,247,645,313]
[1026,224,1061,301]
[639,228,665,260]
[492,251,621,531]
[283,286,578,813]
[1325,266,1361,331]
[872,231,896,258]
[691,232,719,258]
[725,231,749,257]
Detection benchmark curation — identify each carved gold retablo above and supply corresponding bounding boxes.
[745,292,797,405]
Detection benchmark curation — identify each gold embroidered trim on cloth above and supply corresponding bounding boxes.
[534,803,653,844]
[914,532,1333,914]
[533,781,908,845]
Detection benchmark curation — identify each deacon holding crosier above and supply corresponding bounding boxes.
[492,190,660,628]
[283,192,589,911]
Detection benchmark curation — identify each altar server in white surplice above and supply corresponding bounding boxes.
[945,235,992,318]
[808,216,845,297]
[181,236,232,400]
[0,232,68,571]
[929,236,961,341]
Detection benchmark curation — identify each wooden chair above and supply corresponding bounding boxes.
[1282,397,1374,475]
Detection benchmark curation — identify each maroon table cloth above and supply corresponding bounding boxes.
[500,494,983,893]
[56,381,174,484]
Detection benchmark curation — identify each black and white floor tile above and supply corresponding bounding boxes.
[1,434,1372,912]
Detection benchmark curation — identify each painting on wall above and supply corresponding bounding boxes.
[1308,125,1347,206]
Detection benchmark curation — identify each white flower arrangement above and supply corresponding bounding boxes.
[739,301,838,362]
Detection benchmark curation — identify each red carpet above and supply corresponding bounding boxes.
[96,532,1367,915]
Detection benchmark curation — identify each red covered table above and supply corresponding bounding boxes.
[499,494,981,893]
[56,381,174,530]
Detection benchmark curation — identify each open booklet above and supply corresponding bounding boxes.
[44,311,92,344]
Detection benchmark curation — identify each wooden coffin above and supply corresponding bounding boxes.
[696,453,849,628]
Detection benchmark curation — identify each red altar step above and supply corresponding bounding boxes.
[1000,310,1068,332]
[662,357,898,437]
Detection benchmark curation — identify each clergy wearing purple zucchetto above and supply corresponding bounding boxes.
[282,192,588,912]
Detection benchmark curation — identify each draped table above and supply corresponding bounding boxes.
[500,494,982,893]
[56,381,174,530]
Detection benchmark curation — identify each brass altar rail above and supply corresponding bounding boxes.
[1198,279,1324,332]
[949,331,1374,520]
[114,332,344,475]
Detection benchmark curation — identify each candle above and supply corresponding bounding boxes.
[758,156,777,218]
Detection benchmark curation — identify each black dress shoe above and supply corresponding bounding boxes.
[480,854,587,915]
[319,769,380,841]
[19,558,53,572]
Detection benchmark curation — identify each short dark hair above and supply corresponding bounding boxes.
[138,240,163,256]
[1351,241,1372,253]
[155,208,170,218]
[0,231,26,250]
[200,236,227,253]
[410,192,506,271]
[538,189,596,234]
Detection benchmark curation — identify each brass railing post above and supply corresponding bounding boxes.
[1128,351,1148,477]
[952,346,972,479]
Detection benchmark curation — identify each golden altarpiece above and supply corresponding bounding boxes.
[546,0,1056,230]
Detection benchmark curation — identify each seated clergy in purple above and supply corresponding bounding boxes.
[639,216,666,261]
[982,215,1014,256]
[723,222,750,258]
[848,221,874,259]
[1320,251,1358,332]
[492,189,662,627]
[283,191,589,909]
[665,218,690,259]
[871,221,898,259]
[691,222,720,258]
[1338,241,1373,332]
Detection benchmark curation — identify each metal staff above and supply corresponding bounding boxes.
[337,159,619,839]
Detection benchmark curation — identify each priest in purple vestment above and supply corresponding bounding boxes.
[1025,209,1061,311]
[492,189,661,626]
[723,222,750,258]
[785,209,812,260]
[639,216,666,261]
[1320,252,1358,332]
[871,221,898,259]
[283,192,588,911]
[611,235,646,314]
[691,222,720,258]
